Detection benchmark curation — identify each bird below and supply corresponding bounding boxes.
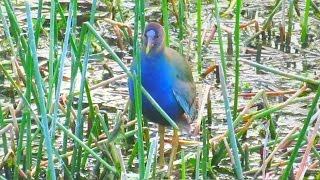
[128,22,197,176]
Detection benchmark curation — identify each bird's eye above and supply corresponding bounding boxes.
[155,34,159,39]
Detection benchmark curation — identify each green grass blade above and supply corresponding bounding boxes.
[25,110,32,179]
[34,0,43,44]
[214,0,227,79]
[178,0,184,54]
[196,0,202,73]
[133,53,145,179]
[62,8,85,167]
[240,59,319,85]
[233,0,242,120]
[162,0,170,46]
[262,0,281,30]
[301,0,311,48]
[135,75,147,177]
[202,115,208,179]
[281,84,320,179]
[14,114,26,179]
[219,64,244,179]
[71,0,98,176]
[144,136,158,179]
[195,146,201,179]
[133,0,145,178]
[140,0,145,32]
[0,107,9,179]
[34,135,44,179]
[0,4,16,57]
[46,0,57,115]
[25,1,55,178]
[50,0,73,138]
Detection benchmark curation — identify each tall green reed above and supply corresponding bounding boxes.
[133,0,145,178]
[70,0,98,177]
[197,0,202,73]
[214,0,227,79]
[162,0,170,46]
[178,0,184,54]
[233,0,242,120]
[25,1,55,178]
[219,64,244,179]
[46,0,56,111]
[301,0,311,48]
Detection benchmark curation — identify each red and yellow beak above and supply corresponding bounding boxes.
[145,38,153,54]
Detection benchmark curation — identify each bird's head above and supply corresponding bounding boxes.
[142,22,165,55]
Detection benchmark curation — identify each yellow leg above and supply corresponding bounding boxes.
[158,125,165,168]
[167,129,179,177]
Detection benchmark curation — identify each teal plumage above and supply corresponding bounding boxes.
[128,22,197,130]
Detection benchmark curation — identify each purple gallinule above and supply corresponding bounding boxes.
[128,22,197,176]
